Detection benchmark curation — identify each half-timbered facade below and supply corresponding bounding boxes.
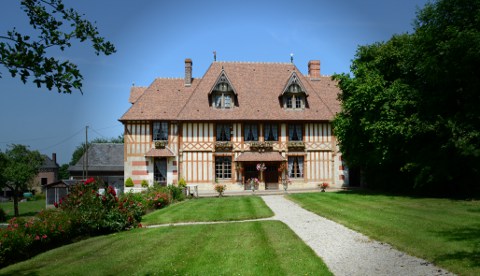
[120,59,347,191]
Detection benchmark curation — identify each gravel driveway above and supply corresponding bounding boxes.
[261,195,454,276]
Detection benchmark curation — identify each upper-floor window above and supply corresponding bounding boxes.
[211,71,237,109]
[264,123,278,141]
[244,124,258,141]
[281,73,307,110]
[214,92,233,109]
[153,121,168,141]
[216,124,232,141]
[288,123,303,141]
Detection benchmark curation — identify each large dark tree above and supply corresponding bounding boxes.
[0,145,43,216]
[333,0,480,196]
[0,0,116,93]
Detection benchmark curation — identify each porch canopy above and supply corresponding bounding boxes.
[235,152,285,162]
[145,148,175,157]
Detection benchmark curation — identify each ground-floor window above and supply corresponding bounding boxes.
[154,158,167,184]
[215,156,232,179]
[288,156,304,178]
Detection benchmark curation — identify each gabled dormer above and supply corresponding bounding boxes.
[280,72,308,110]
[209,70,237,109]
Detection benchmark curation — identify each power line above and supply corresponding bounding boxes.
[38,127,84,151]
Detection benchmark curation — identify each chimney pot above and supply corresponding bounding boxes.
[185,58,192,86]
[308,60,321,79]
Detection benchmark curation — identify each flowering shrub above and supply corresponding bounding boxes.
[56,177,141,234]
[146,191,170,209]
[214,184,226,197]
[319,182,329,191]
[0,209,73,267]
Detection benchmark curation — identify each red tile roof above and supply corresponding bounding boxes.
[120,61,340,122]
[235,152,285,162]
[145,148,175,157]
[128,86,147,104]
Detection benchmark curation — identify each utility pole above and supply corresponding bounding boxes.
[86,125,89,179]
[83,125,89,179]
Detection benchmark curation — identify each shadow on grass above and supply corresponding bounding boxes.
[335,188,480,201]
[433,224,480,269]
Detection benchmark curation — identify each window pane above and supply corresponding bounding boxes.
[286,96,293,108]
[153,121,168,141]
[288,124,302,141]
[216,124,231,141]
[265,123,278,141]
[224,95,231,108]
[215,95,222,108]
[215,156,232,179]
[288,156,304,178]
[244,124,258,141]
[295,96,302,108]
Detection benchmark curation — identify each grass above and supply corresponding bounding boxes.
[288,190,480,276]
[142,196,274,225]
[0,221,332,275]
[0,199,45,220]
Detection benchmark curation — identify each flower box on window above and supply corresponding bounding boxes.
[287,141,305,149]
[215,141,233,151]
[155,141,167,149]
[249,141,273,152]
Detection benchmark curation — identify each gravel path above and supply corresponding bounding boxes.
[262,195,454,276]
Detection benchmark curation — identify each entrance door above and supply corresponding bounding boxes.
[154,158,167,186]
[264,163,279,190]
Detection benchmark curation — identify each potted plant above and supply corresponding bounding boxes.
[319,182,329,192]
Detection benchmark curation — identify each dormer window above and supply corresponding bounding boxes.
[210,70,237,109]
[280,72,308,110]
[214,92,233,109]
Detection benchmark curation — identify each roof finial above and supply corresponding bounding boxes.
[290,53,294,63]
[213,50,217,62]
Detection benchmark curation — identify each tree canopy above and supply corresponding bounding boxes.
[0,0,116,93]
[0,144,43,216]
[333,0,480,196]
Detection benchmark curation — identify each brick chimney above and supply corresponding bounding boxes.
[308,60,321,79]
[52,153,57,164]
[184,58,192,86]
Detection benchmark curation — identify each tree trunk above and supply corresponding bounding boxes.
[13,189,19,217]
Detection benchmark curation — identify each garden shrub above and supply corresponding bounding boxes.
[0,209,73,267]
[125,177,134,187]
[178,177,187,188]
[146,191,170,210]
[168,185,185,202]
[141,179,149,188]
[57,178,142,234]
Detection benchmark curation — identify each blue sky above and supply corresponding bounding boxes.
[0,0,428,165]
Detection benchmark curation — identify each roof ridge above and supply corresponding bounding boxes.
[214,61,292,65]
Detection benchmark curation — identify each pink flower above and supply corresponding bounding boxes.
[42,234,48,239]
[35,235,40,240]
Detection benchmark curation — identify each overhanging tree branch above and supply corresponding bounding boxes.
[0,0,116,93]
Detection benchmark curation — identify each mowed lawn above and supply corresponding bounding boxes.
[0,199,45,219]
[288,191,480,276]
[0,196,331,275]
[142,196,274,225]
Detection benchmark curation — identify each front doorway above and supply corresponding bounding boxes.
[241,162,280,190]
[154,158,167,186]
